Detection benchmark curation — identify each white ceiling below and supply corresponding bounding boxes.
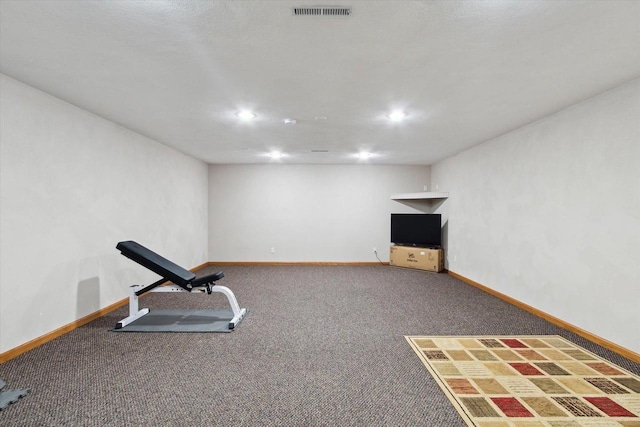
[1,1,639,165]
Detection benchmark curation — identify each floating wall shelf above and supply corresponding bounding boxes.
[390,191,449,201]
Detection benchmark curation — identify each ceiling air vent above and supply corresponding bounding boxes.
[292,6,352,17]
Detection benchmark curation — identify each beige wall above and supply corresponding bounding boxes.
[0,74,209,353]
[208,164,430,262]
[432,78,640,353]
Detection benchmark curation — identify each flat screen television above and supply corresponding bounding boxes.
[391,213,442,248]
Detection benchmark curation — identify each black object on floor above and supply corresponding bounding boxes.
[111,309,242,332]
[0,378,29,411]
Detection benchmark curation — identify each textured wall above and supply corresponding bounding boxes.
[431,78,640,353]
[0,75,209,353]
[208,164,430,262]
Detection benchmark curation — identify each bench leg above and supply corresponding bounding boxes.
[210,285,247,329]
[115,284,246,330]
[115,285,150,329]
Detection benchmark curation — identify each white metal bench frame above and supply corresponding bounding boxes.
[116,283,247,330]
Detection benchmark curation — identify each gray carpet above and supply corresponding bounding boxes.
[0,266,638,426]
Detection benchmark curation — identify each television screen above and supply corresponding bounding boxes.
[391,213,441,248]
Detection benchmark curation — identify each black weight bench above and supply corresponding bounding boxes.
[115,240,246,330]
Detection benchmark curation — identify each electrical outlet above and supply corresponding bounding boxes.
[270,247,275,254]
[372,247,377,253]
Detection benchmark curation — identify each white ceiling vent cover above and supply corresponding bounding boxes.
[292,6,352,17]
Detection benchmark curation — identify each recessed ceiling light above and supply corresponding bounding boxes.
[283,118,297,125]
[236,110,256,120]
[269,151,283,159]
[358,152,372,159]
[387,110,407,122]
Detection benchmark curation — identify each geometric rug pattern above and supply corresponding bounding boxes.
[405,335,640,427]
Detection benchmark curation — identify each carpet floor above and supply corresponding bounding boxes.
[1,265,638,426]
[406,335,640,425]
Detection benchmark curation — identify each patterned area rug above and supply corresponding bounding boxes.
[405,335,640,426]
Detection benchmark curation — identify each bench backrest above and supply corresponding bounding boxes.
[116,240,195,287]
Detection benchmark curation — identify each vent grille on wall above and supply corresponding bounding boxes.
[292,7,352,17]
